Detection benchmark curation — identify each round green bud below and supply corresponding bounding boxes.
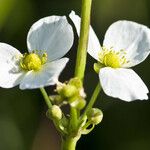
[50,95,63,105]
[69,77,82,89]
[57,84,77,98]
[87,108,103,125]
[76,98,86,110]
[70,97,86,110]
[63,84,77,97]
[47,105,62,120]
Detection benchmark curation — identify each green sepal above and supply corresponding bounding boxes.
[93,62,104,73]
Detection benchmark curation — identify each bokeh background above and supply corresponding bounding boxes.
[0,0,150,150]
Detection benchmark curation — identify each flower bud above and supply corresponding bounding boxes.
[62,84,77,98]
[50,95,63,104]
[69,77,82,88]
[71,98,86,110]
[47,105,62,120]
[76,98,86,110]
[57,84,77,98]
[87,108,103,125]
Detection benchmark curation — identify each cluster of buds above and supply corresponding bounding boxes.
[46,78,87,134]
[51,77,86,110]
[47,78,103,135]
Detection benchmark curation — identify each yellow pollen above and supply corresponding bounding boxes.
[98,47,128,68]
[20,52,47,71]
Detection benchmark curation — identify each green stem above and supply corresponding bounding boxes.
[61,136,79,150]
[69,107,78,132]
[74,0,92,81]
[40,88,52,109]
[69,0,92,144]
[61,0,93,149]
[81,83,101,120]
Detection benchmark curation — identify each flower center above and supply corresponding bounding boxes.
[20,52,47,71]
[103,52,121,68]
[98,47,128,68]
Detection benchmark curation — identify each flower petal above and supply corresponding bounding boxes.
[69,11,101,60]
[0,43,25,88]
[27,16,73,61]
[103,21,150,67]
[19,58,69,89]
[99,67,148,101]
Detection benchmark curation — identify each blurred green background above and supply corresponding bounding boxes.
[0,0,150,150]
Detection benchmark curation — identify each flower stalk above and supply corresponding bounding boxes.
[81,83,101,121]
[64,0,93,149]
[74,0,92,81]
[40,88,52,108]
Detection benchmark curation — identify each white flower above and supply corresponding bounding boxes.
[69,11,150,101]
[0,16,74,89]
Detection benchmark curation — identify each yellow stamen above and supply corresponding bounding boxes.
[98,47,128,68]
[20,52,47,71]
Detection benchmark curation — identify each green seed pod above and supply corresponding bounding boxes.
[87,108,103,125]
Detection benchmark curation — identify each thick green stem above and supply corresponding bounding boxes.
[68,0,92,146]
[69,107,78,131]
[61,0,93,149]
[40,88,52,109]
[81,83,101,120]
[61,136,79,150]
[74,0,92,81]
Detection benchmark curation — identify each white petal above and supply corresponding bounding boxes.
[103,21,150,67]
[19,58,69,89]
[27,16,73,61]
[69,11,101,60]
[99,67,148,101]
[0,43,24,88]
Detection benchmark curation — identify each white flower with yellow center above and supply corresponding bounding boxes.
[70,11,150,101]
[0,16,73,89]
